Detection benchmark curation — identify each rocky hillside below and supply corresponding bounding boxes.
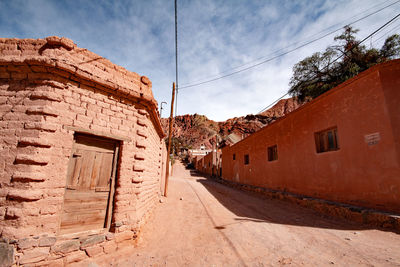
[161,98,301,150]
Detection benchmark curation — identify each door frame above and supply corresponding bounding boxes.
[59,132,120,236]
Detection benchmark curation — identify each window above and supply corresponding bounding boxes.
[233,154,236,160]
[244,154,249,165]
[315,127,339,153]
[268,145,278,161]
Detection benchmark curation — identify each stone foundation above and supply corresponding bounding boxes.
[214,176,400,233]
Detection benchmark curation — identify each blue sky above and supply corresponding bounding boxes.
[1,0,399,121]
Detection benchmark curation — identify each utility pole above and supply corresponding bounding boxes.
[164,82,176,197]
[214,134,218,178]
[174,0,178,117]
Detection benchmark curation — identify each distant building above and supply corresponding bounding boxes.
[197,149,221,177]
[221,59,400,214]
[188,144,213,167]
[218,133,242,148]
[194,155,205,171]
[189,144,211,156]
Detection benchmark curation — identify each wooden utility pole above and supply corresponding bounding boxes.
[215,134,218,178]
[174,0,178,117]
[164,82,176,197]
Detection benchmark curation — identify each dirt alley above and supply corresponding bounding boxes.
[92,161,400,266]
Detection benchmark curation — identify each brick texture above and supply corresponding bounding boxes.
[0,36,167,265]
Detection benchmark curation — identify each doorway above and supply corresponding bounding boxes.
[60,134,119,234]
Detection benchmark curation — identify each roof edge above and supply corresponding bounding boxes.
[0,36,165,138]
[230,58,400,148]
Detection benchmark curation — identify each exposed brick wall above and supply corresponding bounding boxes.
[0,37,167,266]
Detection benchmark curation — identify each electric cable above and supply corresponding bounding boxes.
[181,0,398,86]
[372,20,400,44]
[257,12,400,114]
[179,0,400,90]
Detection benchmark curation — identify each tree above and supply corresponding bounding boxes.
[381,34,400,59]
[289,26,400,101]
[288,48,338,102]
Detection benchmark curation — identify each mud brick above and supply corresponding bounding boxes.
[84,245,103,257]
[19,247,50,264]
[65,250,87,264]
[102,240,117,254]
[114,231,134,243]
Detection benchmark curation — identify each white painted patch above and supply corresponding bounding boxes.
[235,172,240,182]
[364,132,381,146]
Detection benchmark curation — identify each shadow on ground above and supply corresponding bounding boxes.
[189,170,399,234]
[189,170,206,177]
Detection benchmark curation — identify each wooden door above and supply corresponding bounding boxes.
[60,134,118,235]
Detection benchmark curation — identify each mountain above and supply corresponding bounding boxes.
[161,98,301,150]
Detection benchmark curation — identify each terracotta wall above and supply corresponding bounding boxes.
[194,156,204,172]
[222,60,400,213]
[0,37,166,266]
[197,151,221,176]
[202,152,214,176]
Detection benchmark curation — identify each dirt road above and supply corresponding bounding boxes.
[107,161,400,266]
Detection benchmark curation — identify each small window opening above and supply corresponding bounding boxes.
[244,154,249,165]
[233,154,236,160]
[268,145,278,161]
[315,127,339,153]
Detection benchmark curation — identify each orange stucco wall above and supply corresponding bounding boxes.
[194,156,205,172]
[198,151,222,176]
[221,60,400,213]
[202,152,215,176]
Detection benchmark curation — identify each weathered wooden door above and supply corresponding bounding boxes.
[60,134,118,234]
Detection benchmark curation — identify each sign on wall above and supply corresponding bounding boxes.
[364,132,381,146]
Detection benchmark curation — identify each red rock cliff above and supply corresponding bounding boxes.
[161,98,301,150]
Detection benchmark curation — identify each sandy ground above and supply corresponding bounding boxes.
[94,161,400,266]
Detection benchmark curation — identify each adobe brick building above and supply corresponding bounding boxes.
[222,60,400,214]
[0,37,166,266]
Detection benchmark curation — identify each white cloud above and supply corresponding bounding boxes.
[0,0,398,121]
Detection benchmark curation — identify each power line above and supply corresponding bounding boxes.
[354,13,400,51]
[179,28,339,89]
[180,0,396,86]
[257,92,290,114]
[372,19,400,44]
[179,0,400,90]
[257,12,400,114]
